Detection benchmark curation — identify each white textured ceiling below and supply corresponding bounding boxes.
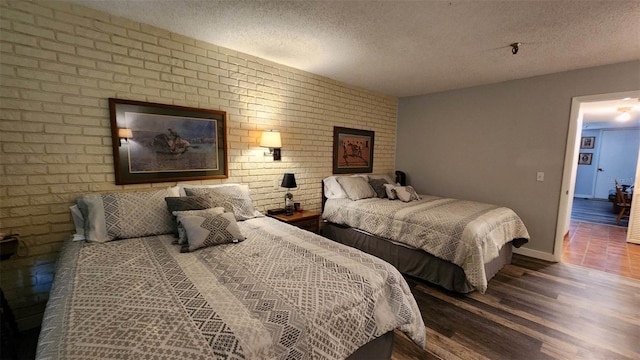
[581,97,640,129]
[70,0,640,97]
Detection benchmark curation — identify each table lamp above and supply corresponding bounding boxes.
[281,173,297,215]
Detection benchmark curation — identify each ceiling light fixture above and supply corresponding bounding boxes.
[616,106,632,122]
[510,42,521,55]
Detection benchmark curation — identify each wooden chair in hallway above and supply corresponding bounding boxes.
[615,180,631,225]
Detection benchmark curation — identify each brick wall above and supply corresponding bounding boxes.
[0,0,397,329]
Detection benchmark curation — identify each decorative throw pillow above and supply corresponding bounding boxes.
[391,185,421,202]
[172,207,225,245]
[336,176,376,201]
[178,212,245,252]
[176,183,240,197]
[383,183,398,200]
[76,187,178,242]
[368,178,389,198]
[165,196,211,235]
[184,185,258,221]
[368,174,395,185]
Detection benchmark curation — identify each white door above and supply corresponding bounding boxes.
[594,129,640,199]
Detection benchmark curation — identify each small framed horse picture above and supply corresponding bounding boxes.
[332,126,374,174]
[109,98,228,185]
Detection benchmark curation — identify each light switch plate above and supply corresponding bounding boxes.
[536,172,545,181]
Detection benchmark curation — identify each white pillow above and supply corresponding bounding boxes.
[323,176,348,199]
[323,174,373,199]
[383,183,398,199]
[336,176,376,201]
[69,205,85,241]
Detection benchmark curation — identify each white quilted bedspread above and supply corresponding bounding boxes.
[323,196,530,293]
[37,217,425,359]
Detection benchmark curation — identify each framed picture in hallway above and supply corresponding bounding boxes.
[333,126,374,174]
[578,153,593,165]
[580,136,595,149]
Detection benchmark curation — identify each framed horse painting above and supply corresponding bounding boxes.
[332,126,374,174]
[109,98,228,185]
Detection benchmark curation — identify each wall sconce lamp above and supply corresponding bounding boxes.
[118,128,133,146]
[260,130,282,161]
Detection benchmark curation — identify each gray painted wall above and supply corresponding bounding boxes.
[396,61,640,256]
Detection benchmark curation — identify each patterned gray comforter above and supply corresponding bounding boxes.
[323,196,530,293]
[37,217,425,360]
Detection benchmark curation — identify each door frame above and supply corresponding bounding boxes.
[553,90,640,262]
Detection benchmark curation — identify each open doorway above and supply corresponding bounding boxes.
[555,91,640,277]
[572,117,640,226]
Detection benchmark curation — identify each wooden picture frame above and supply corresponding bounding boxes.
[578,153,593,165]
[580,136,595,149]
[109,98,228,185]
[333,126,374,174]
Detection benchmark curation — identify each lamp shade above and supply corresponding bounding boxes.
[260,130,281,148]
[281,173,297,189]
[118,128,133,138]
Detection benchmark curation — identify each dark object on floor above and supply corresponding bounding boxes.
[1,288,20,360]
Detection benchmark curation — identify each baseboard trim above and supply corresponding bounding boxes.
[513,247,557,262]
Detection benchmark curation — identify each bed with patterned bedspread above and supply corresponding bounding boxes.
[323,191,529,293]
[37,212,426,359]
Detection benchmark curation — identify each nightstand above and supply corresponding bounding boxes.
[267,210,321,234]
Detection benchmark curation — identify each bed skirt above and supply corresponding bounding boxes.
[347,331,394,360]
[321,222,515,293]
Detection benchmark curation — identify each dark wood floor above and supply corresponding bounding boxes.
[16,255,640,360]
[392,254,640,360]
